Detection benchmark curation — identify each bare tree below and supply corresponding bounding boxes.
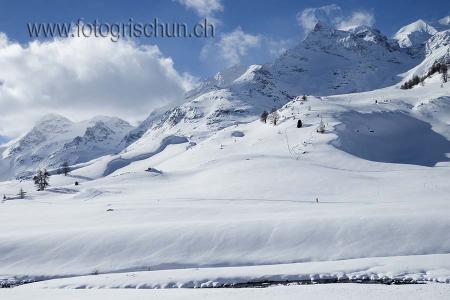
[269,110,280,126]
[33,169,50,191]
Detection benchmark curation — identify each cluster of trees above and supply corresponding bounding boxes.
[32,161,71,191]
[401,61,448,89]
[2,188,27,200]
[400,75,422,90]
[260,108,280,126]
[4,162,73,196]
[33,169,50,191]
[260,96,308,126]
[427,61,448,79]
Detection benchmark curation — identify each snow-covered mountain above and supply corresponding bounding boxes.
[401,29,450,82]
[120,22,420,158]
[270,23,417,95]
[393,17,450,57]
[0,114,134,180]
[118,105,174,148]
[394,19,438,49]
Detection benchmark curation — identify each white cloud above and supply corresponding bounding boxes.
[0,34,195,137]
[297,4,342,33]
[296,4,375,33]
[176,0,223,22]
[201,27,261,67]
[337,11,375,30]
[266,38,294,58]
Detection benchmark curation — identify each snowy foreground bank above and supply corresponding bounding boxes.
[2,283,450,300]
[10,254,450,289]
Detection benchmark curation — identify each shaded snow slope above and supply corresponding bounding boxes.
[103,135,188,176]
[332,111,450,166]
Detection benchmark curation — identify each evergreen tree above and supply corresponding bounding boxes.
[17,188,27,199]
[33,169,50,191]
[442,64,448,83]
[61,161,70,176]
[260,111,269,123]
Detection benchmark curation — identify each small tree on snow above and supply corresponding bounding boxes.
[302,95,307,101]
[17,188,26,199]
[269,110,280,126]
[61,161,70,176]
[33,169,50,191]
[317,118,325,133]
[260,111,269,123]
[442,64,448,83]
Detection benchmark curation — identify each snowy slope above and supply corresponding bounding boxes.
[0,114,134,180]
[19,254,450,288]
[0,79,449,282]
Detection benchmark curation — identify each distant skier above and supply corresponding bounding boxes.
[316,197,319,203]
[297,119,303,128]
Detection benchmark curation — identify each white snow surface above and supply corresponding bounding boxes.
[3,284,450,300]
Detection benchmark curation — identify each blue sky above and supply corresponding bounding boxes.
[1,0,449,78]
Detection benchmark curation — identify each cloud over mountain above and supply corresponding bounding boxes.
[297,4,375,33]
[0,33,195,137]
